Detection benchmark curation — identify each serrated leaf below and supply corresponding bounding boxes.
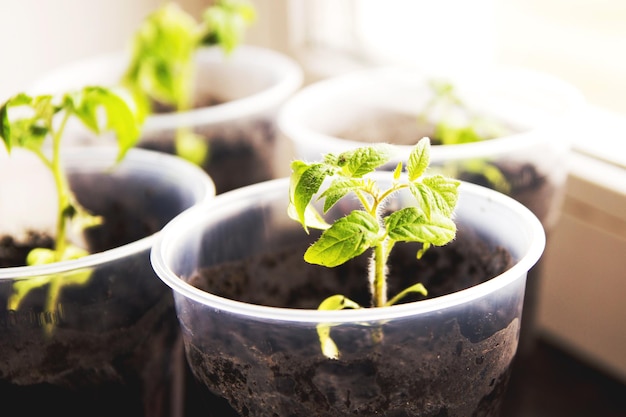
[407,137,431,181]
[385,207,456,246]
[323,152,339,165]
[421,175,460,216]
[290,161,330,232]
[409,182,435,220]
[304,211,379,267]
[335,145,391,178]
[319,178,362,213]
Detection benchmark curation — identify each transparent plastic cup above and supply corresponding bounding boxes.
[0,147,215,417]
[30,45,304,194]
[151,175,545,417]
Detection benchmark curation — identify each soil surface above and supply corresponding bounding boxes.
[182,224,520,417]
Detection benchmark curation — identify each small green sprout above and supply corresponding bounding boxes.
[0,86,142,332]
[289,138,460,358]
[122,0,256,166]
[419,79,512,193]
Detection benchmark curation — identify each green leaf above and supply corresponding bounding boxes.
[318,294,362,311]
[304,211,379,267]
[319,178,362,213]
[407,137,431,181]
[392,161,403,180]
[26,248,57,266]
[74,87,141,161]
[0,93,54,153]
[124,2,199,109]
[289,161,331,232]
[435,122,482,145]
[385,207,456,246]
[0,101,11,151]
[202,0,256,54]
[334,145,391,178]
[175,129,209,166]
[420,175,460,217]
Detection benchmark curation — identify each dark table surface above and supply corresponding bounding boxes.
[501,334,626,417]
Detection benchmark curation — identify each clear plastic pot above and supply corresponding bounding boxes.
[151,175,545,417]
[30,45,304,194]
[0,147,216,417]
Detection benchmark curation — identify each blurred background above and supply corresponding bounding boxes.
[1,0,624,414]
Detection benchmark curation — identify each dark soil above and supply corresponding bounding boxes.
[181,224,520,416]
[141,95,278,195]
[0,170,188,417]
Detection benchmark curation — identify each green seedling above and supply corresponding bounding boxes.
[289,138,460,359]
[0,87,142,333]
[420,79,512,193]
[123,0,256,166]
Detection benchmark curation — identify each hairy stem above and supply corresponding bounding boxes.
[372,242,388,307]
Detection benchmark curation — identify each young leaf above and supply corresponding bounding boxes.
[333,145,391,178]
[202,0,256,54]
[407,138,430,181]
[304,211,379,267]
[435,122,482,145]
[392,161,403,180]
[289,161,331,232]
[0,94,54,153]
[420,175,460,217]
[385,207,456,246]
[73,87,141,161]
[123,2,198,108]
[319,178,362,213]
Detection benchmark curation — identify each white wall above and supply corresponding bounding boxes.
[0,0,210,101]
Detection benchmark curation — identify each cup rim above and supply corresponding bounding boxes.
[0,146,215,280]
[151,176,546,323]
